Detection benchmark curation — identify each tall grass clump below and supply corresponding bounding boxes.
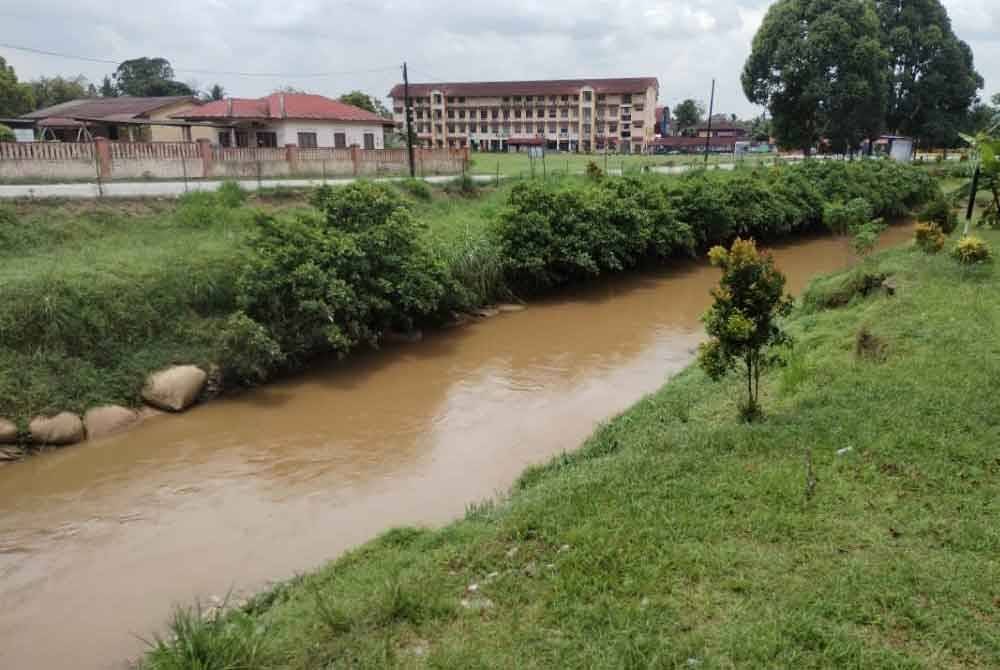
[143,604,270,670]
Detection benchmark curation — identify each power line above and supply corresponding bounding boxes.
[0,41,400,79]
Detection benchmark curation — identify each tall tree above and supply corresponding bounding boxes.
[30,75,91,109]
[338,90,390,117]
[876,0,982,147]
[206,83,226,101]
[100,75,118,97]
[742,0,886,155]
[0,56,35,117]
[673,98,704,136]
[113,57,193,97]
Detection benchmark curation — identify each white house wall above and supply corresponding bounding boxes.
[271,120,385,148]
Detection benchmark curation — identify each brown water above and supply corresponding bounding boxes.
[0,226,912,669]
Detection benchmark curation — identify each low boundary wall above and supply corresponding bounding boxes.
[0,139,468,182]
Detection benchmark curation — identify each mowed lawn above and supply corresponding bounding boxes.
[464,150,774,177]
[146,224,1000,669]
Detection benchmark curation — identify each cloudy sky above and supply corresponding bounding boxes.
[2,0,998,117]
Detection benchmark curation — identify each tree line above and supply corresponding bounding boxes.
[742,0,991,152]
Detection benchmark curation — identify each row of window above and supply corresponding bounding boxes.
[414,92,638,105]
[217,131,375,149]
[405,121,631,135]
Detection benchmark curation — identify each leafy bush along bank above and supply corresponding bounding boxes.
[496,160,936,289]
[145,229,1000,670]
[0,161,938,424]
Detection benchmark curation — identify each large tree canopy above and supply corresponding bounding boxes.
[113,57,193,97]
[338,91,390,117]
[742,0,886,154]
[30,75,91,110]
[672,98,704,136]
[0,56,35,117]
[876,0,982,146]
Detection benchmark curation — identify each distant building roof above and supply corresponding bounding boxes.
[696,120,746,133]
[388,77,659,99]
[172,93,392,124]
[651,136,743,148]
[22,96,196,122]
[507,136,545,146]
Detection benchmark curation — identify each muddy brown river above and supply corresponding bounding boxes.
[0,226,913,669]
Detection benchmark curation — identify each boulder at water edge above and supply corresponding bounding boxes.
[84,405,140,440]
[142,365,208,412]
[0,419,17,444]
[29,412,86,446]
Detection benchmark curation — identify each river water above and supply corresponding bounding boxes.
[0,225,912,669]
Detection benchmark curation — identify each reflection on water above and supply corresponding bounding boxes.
[0,225,913,669]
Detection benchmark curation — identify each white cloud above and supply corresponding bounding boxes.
[1,0,996,117]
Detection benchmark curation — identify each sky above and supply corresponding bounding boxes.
[1,0,998,118]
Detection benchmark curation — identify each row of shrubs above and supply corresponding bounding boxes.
[496,160,937,289]
[219,160,939,384]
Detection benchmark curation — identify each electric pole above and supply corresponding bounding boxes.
[704,78,715,165]
[403,61,415,178]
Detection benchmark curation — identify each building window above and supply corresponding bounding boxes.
[218,131,231,147]
[481,124,488,133]
[561,109,568,118]
[458,97,465,103]
[448,124,455,133]
[622,94,632,103]
[549,95,557,102]
[363,133,375,150]
[583,91,592,102]
[433,94,442,104]
[597,94,606,102]
[502,96,510,103]
[513,95,521,102]
[548,109,556,118]
[561,95,568,102]
[297,132,318,148]
[235,131,249,147]
[491,110,499,119]
[481,110,488,119]
[447,96,455,103]
[447,110,455,118]
[515,123,523,133]
[334,132,347,148]
[514,110,522,119]
[256,131,278,148]
[537,124,544,133]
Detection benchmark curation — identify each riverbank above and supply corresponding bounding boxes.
[145,226,1000,669]
[0,162,937,455]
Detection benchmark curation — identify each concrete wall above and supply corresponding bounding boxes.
[0,140,467,182]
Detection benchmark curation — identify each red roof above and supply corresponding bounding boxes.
[172,93,390,124]
[507,136,544,146]
[388,77,658,99]
[652,136,742,148]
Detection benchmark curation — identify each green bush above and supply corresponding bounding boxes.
[0,124,14,142]
[496,177,693,288]
[585,161,604,181]
[914,222,946,254]
[951,235,992,264]
[237,182,450,370]
[442,173,479,198]
[216,180,247,208]
[920,197,958,234]
[398,178,432,201]
[823,197,872,236]
[217,311,284,385]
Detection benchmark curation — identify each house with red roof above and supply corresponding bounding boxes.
[172,93,394,149]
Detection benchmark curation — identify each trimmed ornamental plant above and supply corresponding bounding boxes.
[0,124,15,142]
[914,222,946,254]
[698,238,793,421]
[951,235,992,265]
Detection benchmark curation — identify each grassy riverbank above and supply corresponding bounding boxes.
[145,226,1000,669]
[0,162,936,428]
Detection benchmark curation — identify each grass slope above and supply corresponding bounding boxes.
[146,230,1000,669]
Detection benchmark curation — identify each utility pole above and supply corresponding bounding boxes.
[704,78,715,166]
[403,62,415,179]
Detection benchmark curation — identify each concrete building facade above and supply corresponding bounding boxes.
[388,77,659,154]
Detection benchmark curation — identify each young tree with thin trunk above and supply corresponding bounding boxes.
[699,238,793,420]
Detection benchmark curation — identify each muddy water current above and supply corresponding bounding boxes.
[0,225,913,669]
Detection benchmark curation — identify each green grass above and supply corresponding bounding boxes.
[465,151,776,177]
[143,227,1000,669]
